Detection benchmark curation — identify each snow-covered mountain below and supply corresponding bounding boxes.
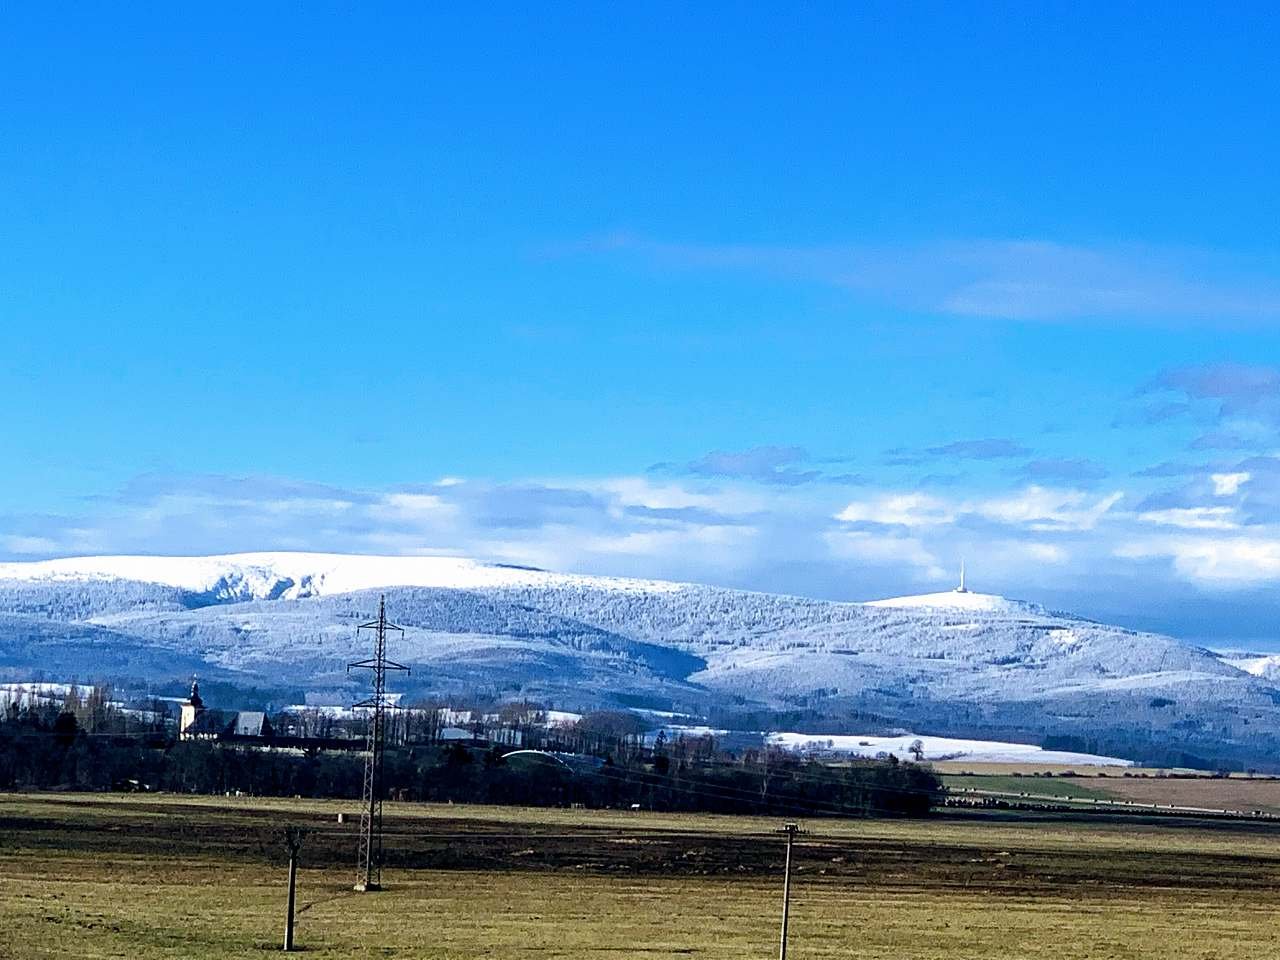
[0,552,682,602]
[865,589,1047,615]
[1224,653,1280,684]
[2,552,1277,765]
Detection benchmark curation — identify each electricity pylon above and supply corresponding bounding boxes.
[348,595,409,892]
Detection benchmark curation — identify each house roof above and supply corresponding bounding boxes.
[231,712,269,737]
[185,709,233,736]
[184,709,273,738]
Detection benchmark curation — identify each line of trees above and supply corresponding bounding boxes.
[0,696,941,817]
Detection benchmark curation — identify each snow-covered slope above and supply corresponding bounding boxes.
[1224,654,1280,684]
[866,589,1046,616]
[0,552,685,602]
[1,551,1278,765]
[768,732,1131,766]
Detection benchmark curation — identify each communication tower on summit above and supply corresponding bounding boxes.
[955,559,968,593]
[348,595,409,892]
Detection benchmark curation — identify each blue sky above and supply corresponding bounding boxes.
[3,5,1280,645]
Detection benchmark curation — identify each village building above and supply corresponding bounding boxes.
[178,679,274,742]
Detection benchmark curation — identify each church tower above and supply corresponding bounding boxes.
[179,678,205,740]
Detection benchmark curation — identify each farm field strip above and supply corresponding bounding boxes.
[8,794,1280,958]
[943,773,1280,816]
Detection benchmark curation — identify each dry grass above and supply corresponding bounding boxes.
[5,793,1280,959]
[940,770,1280,814]
[1094,777,1280,814]
[931,761,1280,779]
[930,761,1129,776]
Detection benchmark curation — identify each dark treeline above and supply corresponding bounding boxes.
[0,696,941,817]
[1038,732,1259,774]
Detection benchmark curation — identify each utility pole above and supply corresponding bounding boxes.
[348,595,409,892]
[777,821,805,960]
[281,825,304,951]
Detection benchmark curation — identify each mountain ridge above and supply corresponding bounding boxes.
[0,551,690,601]
[1,551,1276,766]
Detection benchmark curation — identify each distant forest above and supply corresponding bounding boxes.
[0,691,940,818]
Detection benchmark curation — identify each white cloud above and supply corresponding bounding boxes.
[1118,535,1280,587]
[592,476,767,515]
[578,525,758,557]
[1021,542,1068,564]
[260,498,354,515]
[834,493,956,528]
[14,468,1280,615]
[378,493,455,517]
[1138,506,1239,530]
[976,486,1123,532]
[0,472,781,590]
[580,234,1280,325]
[835,486,1123,534]
[0,535,60,555]
[823,529,946,580]
[1211,471,1250,496]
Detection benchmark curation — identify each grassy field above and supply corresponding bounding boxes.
[940,774,1111,799]
[931,761,1133,776]
[941,772,1280,812]
[6,793,1280,958]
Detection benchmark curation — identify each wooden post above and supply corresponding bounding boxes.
[778,822,802,960]
[282,826,304,952]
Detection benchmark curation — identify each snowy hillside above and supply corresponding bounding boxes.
[0,552,686,602]
[767,732,1132,766]
[866,589,1047,616]
[2,551,1279,765]
[1224,654,1280,684]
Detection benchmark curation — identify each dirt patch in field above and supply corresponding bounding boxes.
[6,797,1280,893]
[1095,778,1280,814]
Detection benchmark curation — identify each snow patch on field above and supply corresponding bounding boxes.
[544,710,583,727]
[768,731,1132,766]
[0,681,77,705]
